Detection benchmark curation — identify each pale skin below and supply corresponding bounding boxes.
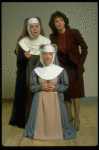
[42,52,55,92]
[54,17,66,34]
[24,23,39,59]
[54,17,80,129]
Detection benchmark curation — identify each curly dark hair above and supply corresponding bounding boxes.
[49,11,70,35]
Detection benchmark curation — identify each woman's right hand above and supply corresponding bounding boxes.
[42,84,49,91]
[24,50,31,59]
[42,83,55,92]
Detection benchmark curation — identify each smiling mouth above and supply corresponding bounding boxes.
[58,25,62,28]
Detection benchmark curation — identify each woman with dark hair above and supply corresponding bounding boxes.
[49,11,88,130]
[9,17,51,128]
[49,11,70,35]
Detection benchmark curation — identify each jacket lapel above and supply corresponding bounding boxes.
[53,34,58,46]
[52,29,71,53]
[66,29,71,53]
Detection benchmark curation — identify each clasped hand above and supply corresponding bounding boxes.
[42,83,55,92]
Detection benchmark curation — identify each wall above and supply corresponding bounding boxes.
[2,2,98,98]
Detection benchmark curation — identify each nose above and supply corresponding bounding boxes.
[46,54,50,57]
[46,54,50,58]
[59,21,62,25]
[33,27,36,31]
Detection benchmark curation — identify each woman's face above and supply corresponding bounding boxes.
[43,52,53,65]
[29,23,39,36]
[54,17,65,32]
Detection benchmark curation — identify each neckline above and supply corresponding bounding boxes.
[58,29,66,35]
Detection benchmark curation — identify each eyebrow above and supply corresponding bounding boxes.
[30,24,39,27]
[54,17,63,21]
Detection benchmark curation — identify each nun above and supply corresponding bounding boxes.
[9,17,51,128]
[24,44,76,140]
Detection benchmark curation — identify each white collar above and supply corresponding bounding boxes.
[18,35,51,55]
[34,64,64,80]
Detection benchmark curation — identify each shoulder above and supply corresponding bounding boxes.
[49,33,58,42]
[57,68,69,84]
[67,29,81,40]
[68,28,80,35]
[60,68,68,78]
[49,33,53,38]
[19,36,28,42]
[18,36,28,45]
[53,64,64,74]
[34,67,40,72]
[39,35,51,44]
[31,69,37,78]
[49,33,57,38]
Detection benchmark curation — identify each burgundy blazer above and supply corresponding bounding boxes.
[49,29,88,78]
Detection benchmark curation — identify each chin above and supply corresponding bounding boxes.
[45,62,51,66]
[46,62,50,65]
[33,34,37,36]
[58,27,63,30]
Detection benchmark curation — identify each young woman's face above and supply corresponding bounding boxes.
[43,52,53,65]
[29,23,39,36]
[54,17,65,31]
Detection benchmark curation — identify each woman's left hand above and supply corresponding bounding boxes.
[47,84,55,92]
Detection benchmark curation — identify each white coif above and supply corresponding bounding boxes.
[34,64,63,80]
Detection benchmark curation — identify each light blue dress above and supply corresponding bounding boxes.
[24,69,76,139]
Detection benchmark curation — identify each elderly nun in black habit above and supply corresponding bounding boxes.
[9,17,51,128]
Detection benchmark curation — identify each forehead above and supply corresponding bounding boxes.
[30,23,39,26]
[54,16,63,20]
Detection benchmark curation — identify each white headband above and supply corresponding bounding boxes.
[43,45,55,53]
[27,18,39,26]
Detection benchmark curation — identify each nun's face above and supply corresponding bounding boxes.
[29,23,39,36]
[43,52,53,65]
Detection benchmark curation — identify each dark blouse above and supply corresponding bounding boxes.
[57,30,77,69]
[58,30,67,54]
